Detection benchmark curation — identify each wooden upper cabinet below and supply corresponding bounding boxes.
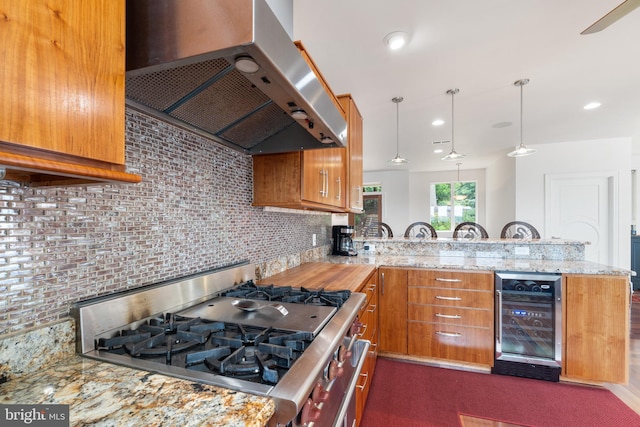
[252,148,346,212]
[0,0,140,185]
[338,94,363,213]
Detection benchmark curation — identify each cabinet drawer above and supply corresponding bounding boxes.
[408,304,492,327]
[358,301,378,342]
[408,269,493,290]
[362,282,377,306]
[408,287,493,309]
[408,321,493,365]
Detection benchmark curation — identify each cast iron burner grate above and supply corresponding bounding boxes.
[221,281,351,308]
[96,313,314,385]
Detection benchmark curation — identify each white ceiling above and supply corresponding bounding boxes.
[292,0,640,172]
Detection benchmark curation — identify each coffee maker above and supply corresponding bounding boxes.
[332,225,357,256]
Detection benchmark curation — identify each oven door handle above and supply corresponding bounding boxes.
[334,339,370,425]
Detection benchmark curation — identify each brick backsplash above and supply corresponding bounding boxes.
[0,108,332,335]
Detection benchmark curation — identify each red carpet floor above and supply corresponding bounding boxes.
[361,358,640,427]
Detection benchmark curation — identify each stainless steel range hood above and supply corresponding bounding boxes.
[125,0,347,155]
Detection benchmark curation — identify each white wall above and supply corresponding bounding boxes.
[362,170,410,237]
[365,137,633,269]
[364,168,485,238]
[485,155,516,237]
[512,137,632,268]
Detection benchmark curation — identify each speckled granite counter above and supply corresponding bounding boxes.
[0,320,275,427]
[353,237,588,260]
[323,254,634,276]
[0,356,274,427]
[339,237,633,277]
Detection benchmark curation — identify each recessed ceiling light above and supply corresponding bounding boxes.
[432,119,445,126]
[584,102,601,110]
[434,148,443,153]
[383,31,409,50]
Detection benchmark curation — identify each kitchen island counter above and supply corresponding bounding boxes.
[322,254,633,276]
[0,354,275,427]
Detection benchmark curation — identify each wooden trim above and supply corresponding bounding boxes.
[0,150,141,185]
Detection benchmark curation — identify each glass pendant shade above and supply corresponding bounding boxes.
[388,97,408,165]
[442,88,466,161]
[507,79,536,158]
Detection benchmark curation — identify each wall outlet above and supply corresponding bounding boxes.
[515,246,530,256]
[312,234,317,246]
[363,243,375,252]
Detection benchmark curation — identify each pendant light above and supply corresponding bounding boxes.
[388,96,408,165]
[441,89,466,161]
[454,162,467,200]
[507,79,536,157]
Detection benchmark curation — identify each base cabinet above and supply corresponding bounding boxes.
[378,267,408,354]
[375,267,630,385]
[355,271,378,427]
[407,269,494,365]
[563,274,630,384]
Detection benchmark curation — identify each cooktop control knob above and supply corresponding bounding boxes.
[337,344,351,363]
[328,360,344,380]
[350,319,363,336]
[312,381,329,403]
[301,398,321,425]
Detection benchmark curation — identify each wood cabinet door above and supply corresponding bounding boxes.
[325,147,346,208]
[378,267,407,354]
[0,0,125,165]
[563,274,629,383]
[301,149,326,204]
[339,94,363,213]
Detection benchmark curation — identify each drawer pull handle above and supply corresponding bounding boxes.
[436,313,462,319]
[367,304,376,313]
[435,295,462,301]
[356,372,369,390]
[358,324,368,337]
[436,331,462,337]
[435,278,462,282]
[367,284,376,292]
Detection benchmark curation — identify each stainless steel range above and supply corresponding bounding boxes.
[71,262,368,427]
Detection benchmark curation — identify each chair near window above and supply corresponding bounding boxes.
[404,222,438,239]
[363,222,393,238]
[453,222,489,239]
[500,221,540,240]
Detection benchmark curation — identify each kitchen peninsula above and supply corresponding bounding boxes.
[322,236,632,386]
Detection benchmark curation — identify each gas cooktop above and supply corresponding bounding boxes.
[71,262,368,427]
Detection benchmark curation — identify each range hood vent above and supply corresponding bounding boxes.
[125,0,347,155]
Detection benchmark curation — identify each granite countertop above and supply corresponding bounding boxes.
[354,237,590,245]
[0,355,274,427]
[323,254,634,276]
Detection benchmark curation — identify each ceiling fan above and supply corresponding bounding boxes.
[581,0,640,34]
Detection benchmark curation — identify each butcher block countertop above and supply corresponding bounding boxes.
[257,263,377,292]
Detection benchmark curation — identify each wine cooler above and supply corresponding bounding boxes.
[493,271,562,382]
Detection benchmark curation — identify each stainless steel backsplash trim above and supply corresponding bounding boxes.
[70,262,255,354]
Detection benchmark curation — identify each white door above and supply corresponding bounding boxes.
[545,173,617,265]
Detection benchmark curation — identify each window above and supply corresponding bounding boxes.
[354,184,383,237]
[430,181,476,231]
